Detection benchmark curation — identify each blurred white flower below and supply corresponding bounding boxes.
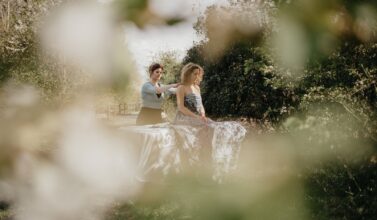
[271,16,309,73]
[5,84,39,107]
[354,4,377,42]
[7,106,140,220]
[149,0,192,19]
[41,1,115,80]
[57,107,139,198]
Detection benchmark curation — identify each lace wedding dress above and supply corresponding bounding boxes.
[121,93,246,182]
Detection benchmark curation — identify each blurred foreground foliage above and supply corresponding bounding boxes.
[1,0,377,220]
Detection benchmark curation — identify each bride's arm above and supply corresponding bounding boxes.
[195,85,206,117]
[176,86,201,118]
[200,106,206,117]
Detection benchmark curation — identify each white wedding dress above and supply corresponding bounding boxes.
[120,93,246,182]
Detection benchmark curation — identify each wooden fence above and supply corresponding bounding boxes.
[96,103,141,119]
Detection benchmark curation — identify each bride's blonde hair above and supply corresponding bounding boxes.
[180,63,203,85]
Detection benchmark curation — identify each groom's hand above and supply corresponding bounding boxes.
[155,86,162,94]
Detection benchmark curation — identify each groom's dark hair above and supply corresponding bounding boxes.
[149,63,164,77]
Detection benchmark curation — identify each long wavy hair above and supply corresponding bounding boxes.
[180,63,203,85]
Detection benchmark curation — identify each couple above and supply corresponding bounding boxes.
[134,62,246,181]
[136,62,209,126]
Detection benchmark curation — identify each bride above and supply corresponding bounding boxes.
[174,63,208,125]
[172,63,246,180]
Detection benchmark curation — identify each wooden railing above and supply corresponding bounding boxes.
[96,103,141,119]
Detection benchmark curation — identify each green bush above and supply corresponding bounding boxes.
[183,41,299,122]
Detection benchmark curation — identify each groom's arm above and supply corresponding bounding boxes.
[161,83,179,96]
[143,83,162,95]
